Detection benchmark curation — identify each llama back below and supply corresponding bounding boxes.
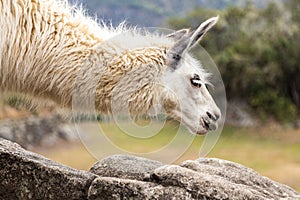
[0,0,172,103]
[0,0,175,112]
[0,0,100,99]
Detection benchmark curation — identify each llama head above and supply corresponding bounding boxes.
[159,16,221,135]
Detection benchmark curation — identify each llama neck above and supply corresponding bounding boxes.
[92,45,168,114]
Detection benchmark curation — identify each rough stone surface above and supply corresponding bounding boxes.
[90,154,164,181]
[181,158,299,199]
[151,161,300,200]
[0,138,97,200]
[89,154,300,200]
[88,176,192,200]
[1,138,300,200]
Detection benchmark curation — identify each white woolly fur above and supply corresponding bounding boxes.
[0,0,220,134]
[0,0,173,112]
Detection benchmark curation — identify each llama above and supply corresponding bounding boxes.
[0,0,221,135]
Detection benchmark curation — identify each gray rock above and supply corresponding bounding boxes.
[90,154,164,181]
[151,165,260,199]
[149,159,300,200]
[182,158,299,199]
[0,114,75,149]
[90,155,300,200]
[1,138,299,200]
[0,138,97,200]
[88,177,192,200]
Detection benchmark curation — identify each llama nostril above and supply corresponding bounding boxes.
[206,112,212,119]
[206,111,219,121]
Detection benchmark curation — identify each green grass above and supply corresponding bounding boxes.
[33,122,300,192]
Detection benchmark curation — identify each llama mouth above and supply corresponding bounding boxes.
[203,119,210,130]
[168,110,216,135]
[184,117,218,135]
[195,129,208,135]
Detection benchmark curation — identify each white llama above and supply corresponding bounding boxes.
[0,0,221,134]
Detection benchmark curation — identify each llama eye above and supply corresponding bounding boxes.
[191,74,202,88]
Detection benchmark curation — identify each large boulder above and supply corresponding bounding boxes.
[88,176,192,200]
[89,155,300,200]
[90,154,164,181]
[0,138,299,199]
[0,138,97,200]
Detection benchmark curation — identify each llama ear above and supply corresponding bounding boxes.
[166,31,191,70]
[187,16,219,49]
[167,29,190,40]
[167,16,218,70]
[166,38,189,70]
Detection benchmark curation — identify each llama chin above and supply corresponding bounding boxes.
[0,0,220,134]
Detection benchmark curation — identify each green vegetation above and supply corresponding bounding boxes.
[168,0,300,123]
